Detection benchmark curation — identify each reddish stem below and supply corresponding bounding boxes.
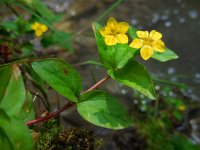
[26,75,110,126]
[83,75,110,94]
[26,102,74,126]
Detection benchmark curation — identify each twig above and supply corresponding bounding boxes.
[95,0,123,22]
[83,75,110,94]
[26,75,110,126]
[26,102,75,126]
[30,91,50,111]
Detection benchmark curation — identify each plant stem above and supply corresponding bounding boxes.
[153,77,187,88]
[83,75,110,94]
[154,98,159,118]
[26,75,110,126]
[26,102,75,126]
[96,0,124,22]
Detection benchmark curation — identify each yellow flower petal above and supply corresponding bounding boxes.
[107,17,117,29]
[105,35,117,46]
[100,27,112,37]
[153,40,166,52]
[116,22,129,34]
[117,34,128,44]
[129,38,143,48]
[31,22,40,30]
[150,30,162,40]
[137,31,149,39]
[40,24,48,32]
[178,105,186,111]
[35,31,43,37]
[140,46,154,60]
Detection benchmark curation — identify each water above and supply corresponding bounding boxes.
[115,0,200,97]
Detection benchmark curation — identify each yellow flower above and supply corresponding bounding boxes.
[178,105,186,112]
[100,17,129,46]
[31,22,48,37]
[129,30,166,60]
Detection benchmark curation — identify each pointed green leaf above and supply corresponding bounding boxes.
[0,108,10,122]
[31,59,82,102]
[24,0,55,21]
[77,90,133,129]
[0,116,33,150]
[0,127,14,150]
[0,65,26,115]
[41,31,73,51]
[20,92,35,122]
[0,65,12,102]
[108,60,156,99]
[0,21,18,31]
[128,26,138,39]
[152,48,178,62]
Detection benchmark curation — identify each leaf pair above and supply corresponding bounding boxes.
[31,59,133,129]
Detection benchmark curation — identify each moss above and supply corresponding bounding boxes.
[33,120,102,150]
[50,129,103,150]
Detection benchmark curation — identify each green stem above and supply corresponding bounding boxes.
[0,57,62,67]
[154,98,159,118]
[153,77,187,88]
[96,0,124,22]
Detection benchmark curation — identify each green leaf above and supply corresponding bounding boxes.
[26,64,47,99]
[77,90,133,129]
[20,92,35,122]
[109,44,138,69]
[41,31,73,51]
[0,116,33,150]
[31,59,82,102]
[92,22,137,69]
[152,48,178,62]
[0,108,10,122]
[21,43,33,57]
[0,109,13,149]
[0,65,26,115]
[0,21,18,31]
[0,65,12,102]
[171,134,200,150]
[22,0,55,21]
[128,26,138,39]
[0,127,14,150]
[108,60,156,99]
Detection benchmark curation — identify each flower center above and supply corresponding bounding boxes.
[143,38,153,46]
[109,27,119,36]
